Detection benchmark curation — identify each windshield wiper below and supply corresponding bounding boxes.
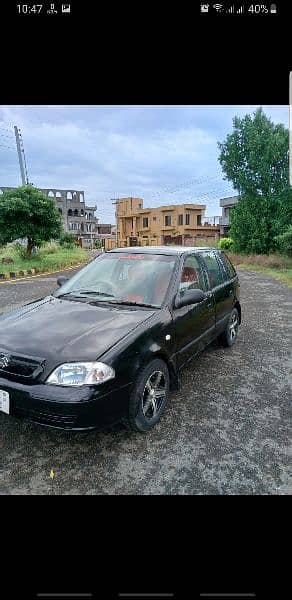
[105,300,157,308]
[57,290,115,298]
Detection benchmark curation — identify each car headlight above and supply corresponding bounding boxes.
[46,362,115,387]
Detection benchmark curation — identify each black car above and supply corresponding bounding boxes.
[0,246,241,432]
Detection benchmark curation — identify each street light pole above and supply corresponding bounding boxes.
[14,126,29,185]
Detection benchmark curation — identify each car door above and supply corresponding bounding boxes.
[173,253,216,368]
[201,250,234,331]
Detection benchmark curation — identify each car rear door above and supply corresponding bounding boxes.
[173,253,216,367]
[201,250,234,331]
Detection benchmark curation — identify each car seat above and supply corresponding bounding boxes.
[181,266,199,284]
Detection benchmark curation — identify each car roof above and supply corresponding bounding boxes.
[107,245,219,256]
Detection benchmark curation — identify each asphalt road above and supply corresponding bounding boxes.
[0,268,291,495]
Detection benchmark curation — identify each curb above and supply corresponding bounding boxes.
[0,261,88,284]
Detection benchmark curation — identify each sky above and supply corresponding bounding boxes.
[0,105,289,224]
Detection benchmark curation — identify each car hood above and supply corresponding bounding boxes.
[0,296,155,363]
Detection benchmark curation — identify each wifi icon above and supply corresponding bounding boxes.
[213,3,223,10]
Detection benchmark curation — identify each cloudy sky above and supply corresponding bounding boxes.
[0,105,288,223]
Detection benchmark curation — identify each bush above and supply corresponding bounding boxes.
[13,242,29,260]
[227,252,292,269]
[39,241,59,255]
[59,232,77,249]
[218,237,234,251]
[274,225,292,256]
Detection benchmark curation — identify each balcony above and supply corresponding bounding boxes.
[219,217,230,226]
[219,196,239,208]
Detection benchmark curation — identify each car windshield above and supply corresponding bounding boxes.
[54,252,176,307]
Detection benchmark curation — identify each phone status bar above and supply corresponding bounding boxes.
[200,3,277,14]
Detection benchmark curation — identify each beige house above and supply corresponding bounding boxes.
[116,197,219,247]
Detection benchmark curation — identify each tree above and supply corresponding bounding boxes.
[274,225,292,257]
[218,108,292,253]
[0,186,62,257]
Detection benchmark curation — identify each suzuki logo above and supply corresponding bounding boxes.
[0,354,10,369]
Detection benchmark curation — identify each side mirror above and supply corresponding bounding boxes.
[174,288,206,309]
[57,276,69,287]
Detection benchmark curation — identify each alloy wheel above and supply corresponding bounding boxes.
[142,370,167,420]
[229,312,239,341]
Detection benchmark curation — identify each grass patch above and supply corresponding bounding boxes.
[227,252,292,287]
[0,242,89,275]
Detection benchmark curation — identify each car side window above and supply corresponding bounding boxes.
[178,255,206,294]
[202,252,224,288]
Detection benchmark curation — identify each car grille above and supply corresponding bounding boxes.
[0,351,45,381]
[29,408,77,427]
[13,406,78,427]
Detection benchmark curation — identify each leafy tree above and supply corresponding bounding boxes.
[274,225,292,256]
[0,186,62,257]
[218,108,292,253]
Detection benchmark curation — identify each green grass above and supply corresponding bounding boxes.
[227,252,292,287]
[0,242,89,275]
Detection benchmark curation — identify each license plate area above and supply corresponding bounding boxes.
[0,389,10,414]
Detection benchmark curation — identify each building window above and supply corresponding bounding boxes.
[197,214,202,226]
[178,214,183,226]
[153,216,157,221]
[143,217,149,228]
[165,215,172,226]
[139,203,142,208]
[185,214,190,225]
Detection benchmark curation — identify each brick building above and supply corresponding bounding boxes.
[116,197,220,247]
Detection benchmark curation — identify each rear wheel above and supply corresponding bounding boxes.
[218,307,239,347]
[128,358,170,432]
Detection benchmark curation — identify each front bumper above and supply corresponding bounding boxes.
[0,376,132,430]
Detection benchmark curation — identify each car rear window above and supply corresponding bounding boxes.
[220,252,237,279]
[201,252,224,288]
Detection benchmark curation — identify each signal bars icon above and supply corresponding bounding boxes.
[237,5,244,12]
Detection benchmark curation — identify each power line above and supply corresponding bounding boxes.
[0,133,15,142]
[0,144,15,152]
[151,173,220,198]
[0,125,14,133]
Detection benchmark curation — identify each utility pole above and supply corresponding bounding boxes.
[14,126,29,185]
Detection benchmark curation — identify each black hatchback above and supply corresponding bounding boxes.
[0,246,241,432]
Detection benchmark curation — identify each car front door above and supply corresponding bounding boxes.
[201,250,234,331]
[173,253,216,368]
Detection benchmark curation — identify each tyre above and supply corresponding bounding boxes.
[128,358,170,432]
[218,307,239,347]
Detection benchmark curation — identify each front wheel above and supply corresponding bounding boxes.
[218,307,239,347]
[128,358,170,433]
